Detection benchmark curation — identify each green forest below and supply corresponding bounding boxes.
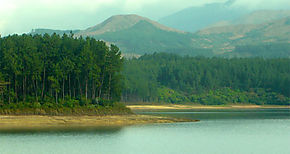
[122,53,290,105]
[0,34,289,115]
[224,43,290,58]
[0,34,131,115]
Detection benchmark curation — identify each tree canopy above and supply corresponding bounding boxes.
[122,53,290,105]
[0,33,123,105]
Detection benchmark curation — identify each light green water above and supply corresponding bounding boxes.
[0,109,290,154]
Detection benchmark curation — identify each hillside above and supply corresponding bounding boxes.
[223,43,290,58]
[158,1,247,32]
[197,16,290,55]
[75,14,213,56]
[208,10,290,28]
[76,14,181,36]
[89,20,211,55]
[122,53,290,104]
[29,13,290,58]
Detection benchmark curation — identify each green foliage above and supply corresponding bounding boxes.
[0,101,132,116]
[157,87,189,103]
[0,33,127,115]
[0,77,9,103]
[224,43,290,58]
[122,53,290,105]
[189,88,290,105]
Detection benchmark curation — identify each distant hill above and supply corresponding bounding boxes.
[76,14,181,36]
[75,14,213,56]
[197,16,290,54]
[208,10,290,28]
[30,13,290,58]
[158,2,247,32]
[30,15,213,57]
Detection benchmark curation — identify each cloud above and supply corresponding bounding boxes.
[0,0,226,35]
[0,0,17,35]
[232,0,290,10]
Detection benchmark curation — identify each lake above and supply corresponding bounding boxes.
[0,108,290,154]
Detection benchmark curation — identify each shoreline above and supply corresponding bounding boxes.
[127,104,290,110]
[0,115,198,132]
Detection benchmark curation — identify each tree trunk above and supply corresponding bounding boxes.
[92,81,96,100]
[98,66,106,98]
[78,78,82,98]
[14,75,18,102]
[98,73,105,98]
[98,79,104,98]
[85,79,88,100]
[62,78,65,100]
[69,74,71,98]
[55,90,58,104]
[41,67,46,98]
[35,79,38,102]
[8,78,10,104]
[23,75,26,102]
[73,78,76,98]
[108,73,112,99]
[33,78,38,102]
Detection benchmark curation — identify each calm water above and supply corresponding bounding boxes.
[1,109,290,154]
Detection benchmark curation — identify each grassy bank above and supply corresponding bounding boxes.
[0,115,198,132]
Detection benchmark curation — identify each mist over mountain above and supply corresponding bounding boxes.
[158,1,248,32]
[207,10,290,28]
[30,7,290,58]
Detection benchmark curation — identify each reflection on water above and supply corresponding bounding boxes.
[137,108,290,120]
[0,109,290,154]
[0,126,123,135]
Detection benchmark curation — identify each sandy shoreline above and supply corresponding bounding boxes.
[0,115,197,132]
[127,104,290,110]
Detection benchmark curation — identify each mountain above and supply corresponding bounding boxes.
[75,14,213,56]
[208,10,290,28]
[158,1,247,32]
[197,16,290,56]
[76,14,181,36]
[30,13,290,58]
[30,14,213,56]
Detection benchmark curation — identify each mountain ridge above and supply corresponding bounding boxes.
[29,12,290,57]
[158,2,247,32]
[76,14,184,37]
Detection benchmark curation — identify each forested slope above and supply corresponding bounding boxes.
[122,53,290,105]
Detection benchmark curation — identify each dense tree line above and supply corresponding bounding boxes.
[1,33,289,109]
[224,43,290,58]
[0,74,7,95]
[122,53,290,105]
[0,33,123,106]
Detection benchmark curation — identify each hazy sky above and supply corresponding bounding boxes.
[0,0,289,35]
